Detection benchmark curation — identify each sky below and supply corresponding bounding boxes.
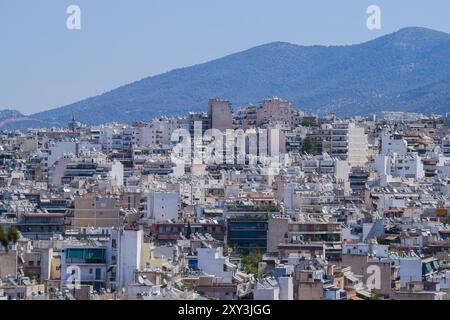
[1,0,450,115]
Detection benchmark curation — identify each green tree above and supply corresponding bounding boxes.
[301,118,317,127]
[301,137,317,155]
[7,227,20,245]
[240,250,263,277]
[0,225,9,252]
[370,293,380,300]
[186,221,192,239]
[0,226,20,252]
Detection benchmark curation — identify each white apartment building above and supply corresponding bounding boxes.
[144,192,180,222]
[381,132,408,156]
[99,126,134,153]
[437,157,450,179]
[253,278,280,300]
[45,141,77,170]
[197,247,234,284]
[391,153,424,179]
[179,179,206,205]
[49,158,124,188]
[118,229,143,291]
[44,140,101,174]
[442,137,450,157]
[331,122,368,167]
[60,240,114,292]
[133,118,189,148]
[300,153,350,180]
[253,276,294,300]
[399,257,422,288]
[374,153,425,180]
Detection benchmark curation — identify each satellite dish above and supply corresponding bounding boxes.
[138,276,145,285]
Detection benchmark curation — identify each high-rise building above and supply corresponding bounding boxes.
[331,122,368,167]
[208,99,233,132]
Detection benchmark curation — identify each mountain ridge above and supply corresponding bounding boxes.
[2,27,450,130]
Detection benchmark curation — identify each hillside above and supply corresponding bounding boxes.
[2,27,450,130]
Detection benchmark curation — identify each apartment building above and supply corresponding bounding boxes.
[72,194,121,228]
[267,215,342,254]
[331,122,368,167]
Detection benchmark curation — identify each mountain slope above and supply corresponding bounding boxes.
[3,27,450,130]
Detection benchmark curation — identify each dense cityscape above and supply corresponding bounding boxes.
[0,97,450,300]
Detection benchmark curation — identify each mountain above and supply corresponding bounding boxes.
[0,110,36,129]
[2,27,450,130]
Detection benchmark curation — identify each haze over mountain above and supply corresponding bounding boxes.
[2,27,450,130]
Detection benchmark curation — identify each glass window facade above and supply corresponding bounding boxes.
[66,248,106,264]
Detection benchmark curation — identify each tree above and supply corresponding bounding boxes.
[0,226,20,252]
[240,250,263,277]
[186,221,192,239]
[370,293,380,300]
[301,137,317,155]
[301,117,317,127]
[0,225,9,252]
[7,227,20,246]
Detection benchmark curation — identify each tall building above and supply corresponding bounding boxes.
[331,122,368,167]
[118,228,143,290]
[60,241,110,292]
[208,99,233,132]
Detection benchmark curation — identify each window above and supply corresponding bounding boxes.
[95,268,102,280]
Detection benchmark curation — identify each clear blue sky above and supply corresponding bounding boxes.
[1,0,450,115]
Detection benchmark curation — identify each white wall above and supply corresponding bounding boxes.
[381,133,407,156]
[253,287,279,300]
[109,161,124,187]
[145,192,180,222]
[399,257,422,288]
[197,247,233,283]
[347,124,368,167]
[118,229,143,290]
[278,276,293,300]
[47,141,77,170]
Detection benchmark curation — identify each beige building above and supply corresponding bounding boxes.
[2,283,45,300]
[341,254,394,297]
[208,99,233,132]
[72,194,121,228]
[295,270,324,300]
[256,97,300,127]
[0,251,17,280]
[267,216,342,254]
